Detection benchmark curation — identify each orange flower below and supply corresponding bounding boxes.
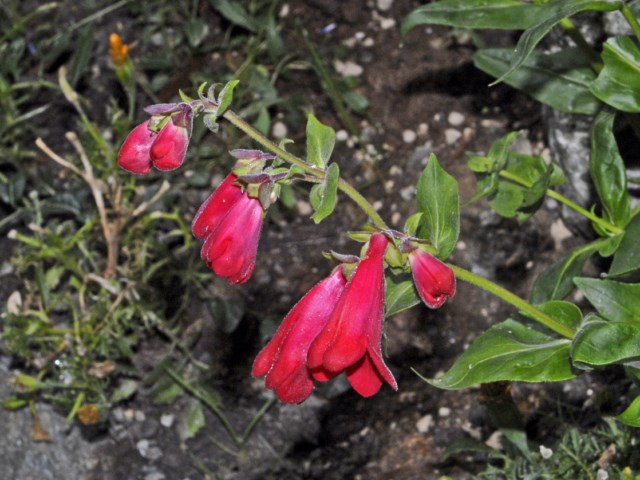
[109,33,129,66]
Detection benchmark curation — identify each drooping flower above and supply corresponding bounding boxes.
[252,267,347,403]
[117,104,193,174]
[150,107,193,171]
[195,176,264,284]
[191,174,245,240]
[307,233,397,397]
[409,249,456,309]
[117,120,157,175]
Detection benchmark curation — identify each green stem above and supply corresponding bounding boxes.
[222,109,389,229]
[498,170,623,235]
[449,264,575,339]
[622,4,640,44]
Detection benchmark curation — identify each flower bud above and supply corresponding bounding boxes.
[117,120,157,174]
[409,249,456,309]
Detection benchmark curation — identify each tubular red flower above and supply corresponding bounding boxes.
[307,233,397,398]
[117,120,156,175]
[200,191,264,284]
[150,119,191,171]
[191,174,245,241]
[409,249,456,309]
[252,267,347,403]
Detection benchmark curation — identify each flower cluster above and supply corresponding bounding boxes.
[117,103,193,174]
[116,104,457,404]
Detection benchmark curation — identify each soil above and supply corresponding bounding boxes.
[0,1,622,479]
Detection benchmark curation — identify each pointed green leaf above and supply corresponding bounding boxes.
[591,36,640,112]
[574,277,640,325]
[306,114,336,168]
[184,398,206,439]
[493,0,624,85]
[609,214,640,278]
[217,80,239,118]
[311,162,340,224]
[530,240,601,304]
[211,0,258,32]
[616,395,640,427]
[474,47,601,114]
[572,318,640,366]
[416,154,460,259]
[590,110,631,228]
[385,273,421,318]
[401,0,547,35]
[421,319,574,390]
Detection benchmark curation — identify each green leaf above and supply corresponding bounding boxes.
[616,395,640,427]
[492,0,624,85]
[2,396,28,410]
[342,91,369,113]
[184,19,207,48]
[488,130,522,170]
[609,214,640,278]
[574,277,640,325]
[530,241,601,304]
[401,0,548,35]
[422,319,574,390]
[591,36,640,112]
[306,114,336,168]
[536,300,583,330]
[571,318,640,366]
[70,28,95,86]
[474,48,601,114]
[385,273,421,318]
[416,154,460,259]
[590,110,631,228]
[216,79,239,118]
[311,162,340,224]
[110,379,139,404]
[184,398,206,439]
[210,0,257,32]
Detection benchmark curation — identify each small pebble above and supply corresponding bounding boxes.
[416,414,433,433]
[336,129,349,142]
[135,410,146,422]
[485,431,503,450]
[447,111,465,126]
[379,17,396,30]
[391,212,401,226]
[279,3,290,18]
[334,60,363,77]
[402,129,417,144]
[444,128,462,145]
[417,123,428,136]
[362,37,375,47]
[160,414,175,428]
[271,121,288,138]
[438,406,451,417]
[376,0,394,11]
[540,445,553,459]
[296,200,313,216]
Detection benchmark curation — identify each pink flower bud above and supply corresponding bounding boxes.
[409,249,456,309]
[117,120,156,174]
[252,267,347,403]
[307,233,397,398]
[199,189,264,284]
[150,119,191,171]
[191,174,244,241]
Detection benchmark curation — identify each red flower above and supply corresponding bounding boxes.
[409,249,456,309]
[150,118,191,171]
[192,174,245,240]
[117,120,157,174]
[252,267,347,403]
[195,176,264,284]
[307,233,397,397]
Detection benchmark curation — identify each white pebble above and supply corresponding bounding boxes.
[271,121,288,138]
[540,445,553,459]
[336,129,349,141]
[402,129,417,144]
[438,406,451,417]
[379,17,396,30]
[355,31,366,40]
[160,414,175,428]
[444,128,462,145]
[447,111,465,126]
[334,60,363,77]
[279,3,290,17]
[417,123,428,136]
[416,414,433,433]
[391,211,402,226]
[296,201,313,216]
[376,0,394,11]
[362,37,375,47]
